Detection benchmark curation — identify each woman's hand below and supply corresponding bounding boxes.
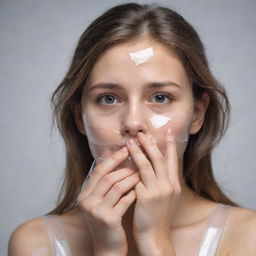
[77,147,140,256]
[126,128,180,256]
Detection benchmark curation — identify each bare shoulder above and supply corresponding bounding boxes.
[8,217,52,256]
[228,206,256,232]
[222,206,256,255]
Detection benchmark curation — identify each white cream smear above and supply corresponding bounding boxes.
[197,227,222,256]
[129,47,154,65]
[149,113,171,129]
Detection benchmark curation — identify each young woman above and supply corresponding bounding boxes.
[8,3,256,256]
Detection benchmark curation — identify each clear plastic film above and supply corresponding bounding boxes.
[80,107,194,189]
[196,204,233,256]
[41,215,72,256]
[79,45,194,191]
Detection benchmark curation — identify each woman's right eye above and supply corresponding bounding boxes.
[96,94,120,105]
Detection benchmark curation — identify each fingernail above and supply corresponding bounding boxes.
[137,132,144,139]
[120,146,128,154]
[128,139,134,146]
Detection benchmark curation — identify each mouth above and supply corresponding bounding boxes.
[110,140,148,158]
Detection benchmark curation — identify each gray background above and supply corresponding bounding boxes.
[1,0,255,254]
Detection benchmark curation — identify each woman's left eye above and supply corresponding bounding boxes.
[151,93,171,103]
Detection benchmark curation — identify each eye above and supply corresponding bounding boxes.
[96,94,120,105]
[151,93,172,104]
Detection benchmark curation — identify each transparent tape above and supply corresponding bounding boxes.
[196,204,232,256]
[41,215,72,256]
[80,108,194,189]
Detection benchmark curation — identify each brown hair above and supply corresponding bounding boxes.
[47,3,238,215]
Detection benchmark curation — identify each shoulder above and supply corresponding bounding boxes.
[8,217,52,256]
[223,206,256,255]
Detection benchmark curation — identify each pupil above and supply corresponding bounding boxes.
[156,94,164,102]
[106,95,114,103]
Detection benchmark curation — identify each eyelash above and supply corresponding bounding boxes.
[95,92,174,105]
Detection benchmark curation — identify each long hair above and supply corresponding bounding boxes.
[47,3,238,215]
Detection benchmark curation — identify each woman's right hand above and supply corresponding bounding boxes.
[77,146,140,256]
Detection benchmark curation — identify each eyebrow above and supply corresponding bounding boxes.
[88,81,181,92]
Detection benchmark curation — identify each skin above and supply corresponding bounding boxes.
[76,37,218,256]
[8,37,256,256]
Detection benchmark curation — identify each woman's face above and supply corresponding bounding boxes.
[81,37,198,169]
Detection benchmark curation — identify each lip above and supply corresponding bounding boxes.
[112,139,144,151]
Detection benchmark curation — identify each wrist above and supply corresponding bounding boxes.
[136,231,176,256]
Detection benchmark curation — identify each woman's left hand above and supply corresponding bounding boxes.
[126,128,181,256]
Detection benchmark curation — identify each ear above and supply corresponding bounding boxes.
[189,92,210,135]
[73,104,86,136]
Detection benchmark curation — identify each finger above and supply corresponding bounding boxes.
[88,168,136,200]
[112,189,136,218]
[166,128,180,189]
[101,172,140,208]
[78,146,129,199]
[126,138,157,189]
[137,132,168,182]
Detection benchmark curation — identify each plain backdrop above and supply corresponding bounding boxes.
[1,0,255,255]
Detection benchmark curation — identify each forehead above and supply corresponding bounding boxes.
[87,37,190,88]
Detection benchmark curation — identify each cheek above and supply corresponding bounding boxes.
[82,113,122,159]
[149,111,193,142]
[83,110,193,161]
[150,112,193,158]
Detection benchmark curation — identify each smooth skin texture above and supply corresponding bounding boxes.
[8,37,256,256]
[77,36,208,255]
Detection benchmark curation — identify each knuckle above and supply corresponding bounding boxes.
[163,186,174,196]
[77,194,83,203]
[93,166,101,175]
[133,173,140,181]
[80,200,91,212]
[90,206,101,219]
[110,153,120,162]
[103,174,115,185]
[121,195,132,204]
[77,194,87,207]
[153,151,164,162]
[113,182,124,193]
[175,184,182,194]
[124,167,135,174]
[141,161,151,170]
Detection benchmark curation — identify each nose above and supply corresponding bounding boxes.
[121,103,147,137]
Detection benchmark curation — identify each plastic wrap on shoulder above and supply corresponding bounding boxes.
[42,215,72,256]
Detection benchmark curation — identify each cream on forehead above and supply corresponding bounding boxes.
[129,47,154,65]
